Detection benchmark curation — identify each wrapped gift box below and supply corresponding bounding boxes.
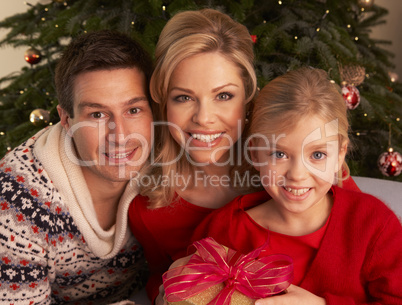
[163,238,293,305]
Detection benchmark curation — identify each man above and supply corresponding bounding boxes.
[0,30,153,304]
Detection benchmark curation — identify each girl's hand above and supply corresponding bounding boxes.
[255,285,326,305]
[154,284,167,305]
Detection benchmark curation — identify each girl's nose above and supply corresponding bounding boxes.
[286,157,309,181]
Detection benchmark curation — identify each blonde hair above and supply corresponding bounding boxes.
[249,67,350,186]
[144,8,257,208]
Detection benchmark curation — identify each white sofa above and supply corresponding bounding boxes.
[352,176,402,219]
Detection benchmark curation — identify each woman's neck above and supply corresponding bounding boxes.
[176,164,240,209]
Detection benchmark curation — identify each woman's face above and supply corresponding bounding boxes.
[166,52,248,166]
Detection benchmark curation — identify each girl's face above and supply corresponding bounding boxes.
[166,52,248,166]
[251,115,347,216]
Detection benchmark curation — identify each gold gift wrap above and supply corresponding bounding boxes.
[167,283,255,305]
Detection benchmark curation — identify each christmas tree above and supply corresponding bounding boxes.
[0,0,401,180]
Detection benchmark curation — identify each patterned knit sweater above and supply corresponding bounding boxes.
[0,124,147,305]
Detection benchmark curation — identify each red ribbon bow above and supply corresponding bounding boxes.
[163,237,293,304]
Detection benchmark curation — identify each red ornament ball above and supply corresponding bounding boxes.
[251,35,257,44]
[377,149,402,177]
[24,47,42,65]
[342,85,360,110]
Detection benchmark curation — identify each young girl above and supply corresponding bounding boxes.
[192,68,402,304]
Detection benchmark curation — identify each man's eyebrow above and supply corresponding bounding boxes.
[77,97,148,110]
[77,102,105,110]
[126,96,149,104]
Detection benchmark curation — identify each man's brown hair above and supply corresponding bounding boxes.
[55,30,153,117]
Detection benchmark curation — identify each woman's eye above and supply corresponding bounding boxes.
[217,92,233,101]
[175,95,192,103]
[312,151,326,160]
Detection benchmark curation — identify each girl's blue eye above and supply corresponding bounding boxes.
[312,151,326,160]
[273,151,286,159]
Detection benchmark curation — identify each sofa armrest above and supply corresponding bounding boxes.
[352,176,402,218]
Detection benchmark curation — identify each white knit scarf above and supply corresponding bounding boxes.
[33,123,138,259]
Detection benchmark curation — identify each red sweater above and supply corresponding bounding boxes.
[128,177,360,301]
[193,187,402,304]
[129,195,213,301]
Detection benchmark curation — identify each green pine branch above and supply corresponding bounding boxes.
[0,0,401,180]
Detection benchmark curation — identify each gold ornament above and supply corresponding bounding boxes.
[358,0,374,9]
[30,109,50,126]
[339,64,366,86]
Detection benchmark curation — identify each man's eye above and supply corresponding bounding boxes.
[129,108,140,114]
[91,112,104,119]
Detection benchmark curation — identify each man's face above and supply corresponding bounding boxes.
[58,68,153,187]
